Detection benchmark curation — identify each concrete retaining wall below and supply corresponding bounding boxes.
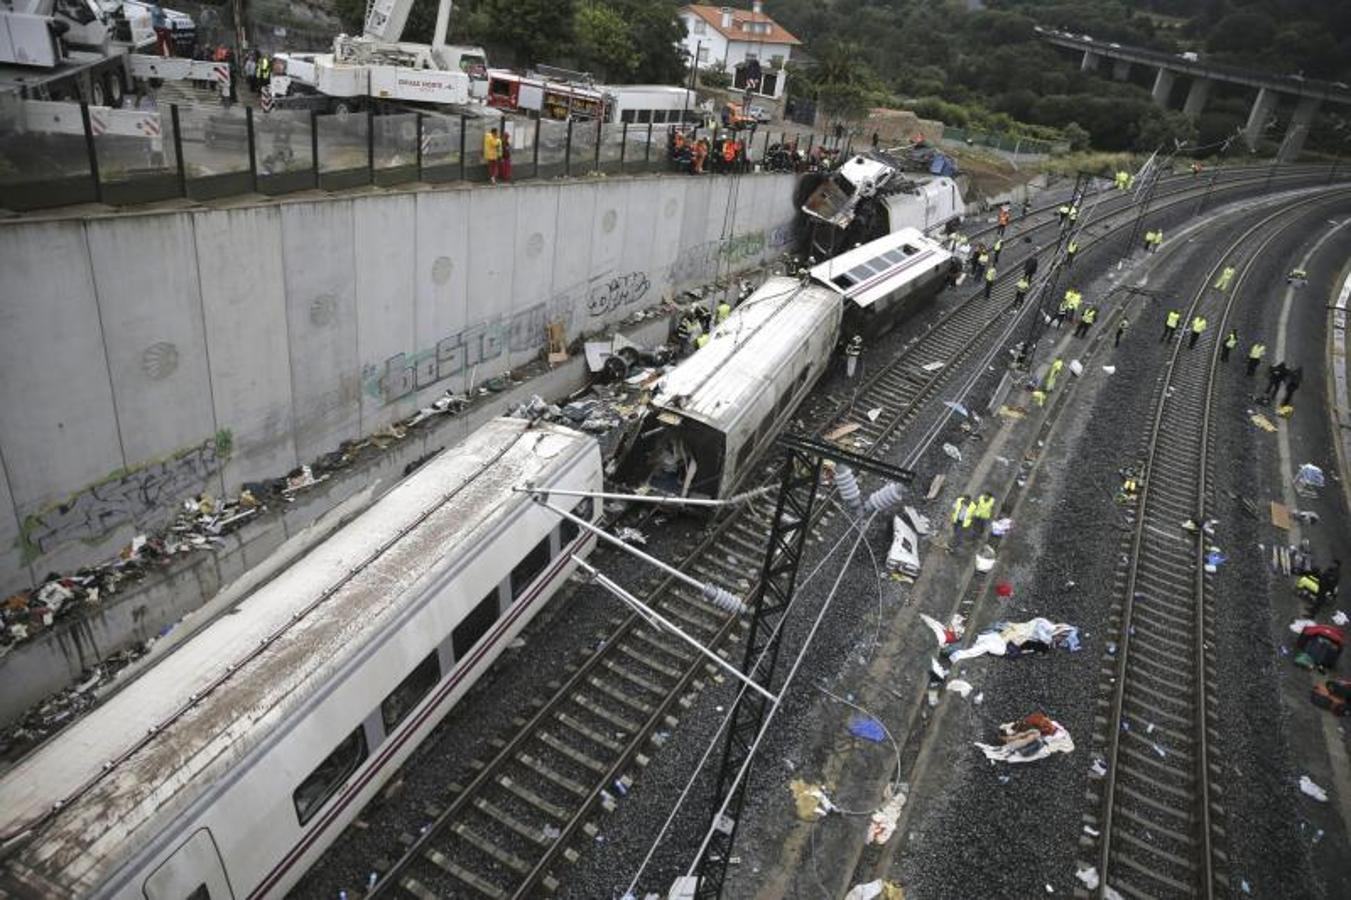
[0,172,799,597]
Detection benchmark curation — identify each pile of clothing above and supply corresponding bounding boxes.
[949,617,1082,662]
[975,711,1075,764]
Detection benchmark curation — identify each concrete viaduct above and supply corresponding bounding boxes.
[1039,29,1351,161]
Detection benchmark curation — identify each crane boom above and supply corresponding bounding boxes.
[362,0,415,42]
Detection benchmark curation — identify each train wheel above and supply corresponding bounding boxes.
[105,71,125,108]
[90,77,107,107]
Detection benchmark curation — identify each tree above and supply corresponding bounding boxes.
[478,0,575,67]
[1062,121,1091,151]
[1133,108,1198,152]
[573,2,641,80]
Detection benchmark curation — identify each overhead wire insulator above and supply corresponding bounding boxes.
[835,465,863,518]
[701,583,747,616]
[864,482,906,516]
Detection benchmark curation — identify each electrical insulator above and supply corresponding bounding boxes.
[865,482,906,516]
[835,465,863,518]
[702,583,747,616]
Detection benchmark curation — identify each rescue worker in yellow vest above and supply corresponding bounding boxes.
[676,311,697,355]
[1143,229,1156,253]
[973,492,995,534]
[1064,288,1083,320]
[984,264,997,300]
[1161,309,1181,342]
[1045,357,1065,391]
[695,332,711,349]
[977,248,991,272]
[1014,275,1031,308]
[1057,203,1070,224]
[716,300,731,324]
[1065,238,1079,267]
[1188,315,1207,349]
[1067,204,1079,224]
[1074,305,1097,338]
[1214,265,1235,292]
[1246,341,1266,376]
[1115,170,1130,190]
[1221,330,1238,362]
[992,236,1004,263]
[951,494,974,545]
[1297,571,1321,602]
[1150,230,1163,253]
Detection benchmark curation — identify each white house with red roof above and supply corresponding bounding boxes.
[679,2,802,100]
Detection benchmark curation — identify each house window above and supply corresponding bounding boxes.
[693,19,706,35]
[697,46,709,63]
[293,727,368,826]
[380,651,441,733]
[770,54,784,69]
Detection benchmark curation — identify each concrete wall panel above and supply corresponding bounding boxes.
[193,207,298,494]
[0,457,30,596]
[649,179,688,291]
[464,186,518,384]
[551,182,598,326]
[354,194,418,430]
[279,201,361,464]
[509,184,562,369]
[86,216,218,477]
[411,191,471,404]
[0,221,124,571]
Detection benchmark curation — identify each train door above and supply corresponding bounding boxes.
[142,829,235,900]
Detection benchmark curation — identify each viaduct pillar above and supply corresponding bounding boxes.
[1151,67,1176,108]
[1183,77,1212,119]
[1243,86,1280,150]
[1278,96,1322,162]
[1112,59,1131,81]
[1081,50,1100,72]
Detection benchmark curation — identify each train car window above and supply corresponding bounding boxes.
[881,249,907,265]
[735,439,755,473]
[637,109,652,123]
[902,244,919,255]
[621,109,636,123]
[380,651,441,733]
[510,536,552,600]
[452,591,500,658]
[293,727,368,826]
[560,497,594,547]
[832,274,856,289]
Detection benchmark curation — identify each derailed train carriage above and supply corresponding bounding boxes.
[0,418,601,899]
[626,227,952,499]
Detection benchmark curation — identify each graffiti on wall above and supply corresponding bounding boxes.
[18,431,232,560]
[364,222,796,406]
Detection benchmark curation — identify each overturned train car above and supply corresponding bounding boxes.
[627,226,951,500]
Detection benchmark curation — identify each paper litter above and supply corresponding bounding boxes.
[1299,775,1329,802]
[946,679,973,698]
[616,527,647,545]
[1333,611,1348,626]
[867,787,908,845]
[942,443,962,461]
[790,780,838,819]
[1076,867,1100,890]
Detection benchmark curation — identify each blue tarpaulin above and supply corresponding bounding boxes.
[848,715,886,742]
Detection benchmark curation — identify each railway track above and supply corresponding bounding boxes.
[367,166,1346,900]
[1085,189,1351,899]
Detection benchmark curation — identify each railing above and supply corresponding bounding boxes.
[0,97,839,213]
[941,125,1069,157]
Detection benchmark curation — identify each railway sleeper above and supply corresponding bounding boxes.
[601,657,668,697]
[454,822,533,874]
[498,774,571,821]
[473,795,551,846]
[536,729,608,774]
[630,627,696,664]
[1109,847,1196,895]
[586,675,654,716]
[616,642,683,679]
[1116,784,1196,831]
[423,847,506,898]
[1113,826,1195,871]
[556,710,625,753]
[398,875,445,900]
[571,690,641,734]
[517,752,591,798]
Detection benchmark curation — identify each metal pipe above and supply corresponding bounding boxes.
[571,556,775,704]
[516,484,773,508]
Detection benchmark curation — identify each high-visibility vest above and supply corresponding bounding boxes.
[1225,333,1238,349]
[1065,291,1082,310]
[1082,307,1097,324]
[974,494,995,520]
[1016,277,1030,292]
[1058,205,1069,216]
[994,239,1003,253]
[1298,573,1320,594]
[695,333,710,348]
[1166,311,1181,328]
[952,497,971,526]
[1068,206,1079,221]
[985,267,997,283]
[1067,240,1079,254]
[1249,343,1266,360]
[716,302,731,323]
[1192,316,1207,334]
[978,252,990,267]
[1153,231,1164,245]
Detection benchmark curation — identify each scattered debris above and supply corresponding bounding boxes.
[921,361,944,372]
[942,443,962,462]
[1295,463,1325,494]
[1068,360,1084,377]
[943,401,970,418]
[1299,775,1329,802]
[867,787,908,845]
[888,514,922,576]
[975,712,1075,763]
[825,423,862,442]
[867,407,884,422]
[616,527,648,545]
[903,506,931,535]
[1250,413,1278,433]
[1076,866,1100,890]
[1089,757,1108,778]
[1270,502,1292,530]
[790,780,837,819]
[995,581,1014,598]
[991,517,1014,537]
[1101,365,1116,375]
[844,880,904,900]
[1334,611,1349,627]
[1204,547,1227,573]
[974,544,997,572]
[926,474,946,500]
[950,618,1082,662]
[946,679,973,698]
[996,405,1027,420]
[848,715,887,743]
[921,613,966,647]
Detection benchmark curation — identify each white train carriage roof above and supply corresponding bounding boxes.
[0,418,594,890]
[650,276,841,432]
[809,227,952,310]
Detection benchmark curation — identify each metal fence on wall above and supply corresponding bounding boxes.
[0,98,840,213]
[941,126,1069,157]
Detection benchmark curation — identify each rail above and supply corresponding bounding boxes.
[1092,188,1351,898]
